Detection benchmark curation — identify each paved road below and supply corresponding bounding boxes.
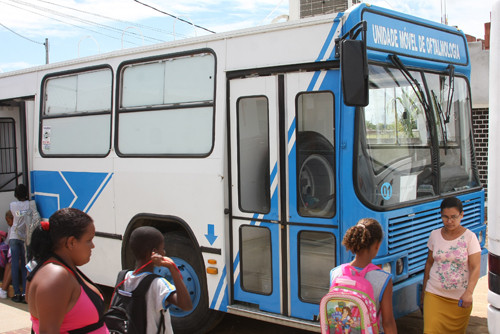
[0,275,488,334]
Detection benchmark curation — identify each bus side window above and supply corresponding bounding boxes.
[298,231,336,303]
[295,91,335,218]
[117,52,215,156]
[41,68,112,156]
[0,118,17,191]
[240,225,272,295]
[237,96,270,214]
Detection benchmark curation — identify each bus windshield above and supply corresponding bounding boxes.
[356,64,480,208]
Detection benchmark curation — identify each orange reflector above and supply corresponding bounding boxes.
[208,259,217,264]
[207,267,218,275]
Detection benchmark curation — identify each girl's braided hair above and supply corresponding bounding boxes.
[342,218,383,254]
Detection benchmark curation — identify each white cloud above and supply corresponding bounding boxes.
[0,0,288,42]
[0,0,162,36]
[0,61,35,72]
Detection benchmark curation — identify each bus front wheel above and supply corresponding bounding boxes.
[159,233,224,334]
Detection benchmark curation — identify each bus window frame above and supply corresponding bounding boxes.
[297,230,336,304]
[114,48,217,158]
[236,94,271,215]
[294,90,336,219]
[38,64,114,158]
[239,224,274,296]
[353,62,482,211]
[0,117,18,191]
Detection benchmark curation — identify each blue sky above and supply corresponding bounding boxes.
[0,0,494,73]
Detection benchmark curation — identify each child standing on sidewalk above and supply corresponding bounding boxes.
[9,184,30,303]
[119,226,192,333]
[329,218,398,334]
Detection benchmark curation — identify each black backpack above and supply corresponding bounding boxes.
[104,270,164,334]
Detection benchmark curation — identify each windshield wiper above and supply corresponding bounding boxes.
[432,90,448,151]
[444,65,455,124]
[389,54,440,188]
[389,55,430,112]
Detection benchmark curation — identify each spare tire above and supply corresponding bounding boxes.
[296,131,335,217]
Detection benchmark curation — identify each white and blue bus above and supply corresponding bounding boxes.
[0,3,487,332]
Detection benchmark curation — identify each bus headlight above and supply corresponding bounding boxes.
[396,258,404,275]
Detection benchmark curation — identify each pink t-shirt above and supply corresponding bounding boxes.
[426,228,481,300]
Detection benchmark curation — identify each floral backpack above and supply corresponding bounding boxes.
[319,263,380,334]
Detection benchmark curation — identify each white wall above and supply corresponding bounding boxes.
[469,41,490,109]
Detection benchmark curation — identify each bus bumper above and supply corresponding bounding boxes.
[488,297,500,334]
[392,274,423,319]
[488,251,500,334]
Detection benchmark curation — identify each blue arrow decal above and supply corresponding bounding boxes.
[205,224,218,245]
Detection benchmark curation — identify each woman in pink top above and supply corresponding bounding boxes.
[26,208,108,334]
[421,197,481,333]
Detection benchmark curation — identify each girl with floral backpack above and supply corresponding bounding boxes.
[321,218,397,334]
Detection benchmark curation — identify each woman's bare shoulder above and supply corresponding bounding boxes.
[33,262,78,290]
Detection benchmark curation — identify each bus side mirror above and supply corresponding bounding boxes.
[341,39,369,107]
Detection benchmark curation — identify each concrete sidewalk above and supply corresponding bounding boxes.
[0,297,30,334]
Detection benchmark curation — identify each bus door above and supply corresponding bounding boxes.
[229,70,339,320]
[0,100,30,225]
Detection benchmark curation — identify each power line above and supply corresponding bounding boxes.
[2,0,154,46]
[7,0,165,44]
[133,0,216,34]
[34,0,184,38]
[0,20,44,45]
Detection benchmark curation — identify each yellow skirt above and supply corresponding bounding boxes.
[423,291,472,334]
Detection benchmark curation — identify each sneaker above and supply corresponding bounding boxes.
[21,294,27,304]
[11,294,23,303]
[0,289,7,299]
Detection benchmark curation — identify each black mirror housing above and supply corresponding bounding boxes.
[340,39,369,107]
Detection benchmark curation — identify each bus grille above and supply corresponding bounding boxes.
[387,197,483,275]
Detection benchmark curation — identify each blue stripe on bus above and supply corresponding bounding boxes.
[270,163,277,190]
[288,118,296,142]
[306,71,321,91]
[315,12,343,62]
[85,172,113,213]
[210,266,227,310]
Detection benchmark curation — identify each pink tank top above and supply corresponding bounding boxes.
[31,286,108,333]
[30,258,109,334]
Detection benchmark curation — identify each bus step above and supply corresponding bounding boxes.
[226,304,321,332]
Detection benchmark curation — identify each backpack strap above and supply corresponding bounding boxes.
[115,269,129,286]
[341,263,380,278]
[157,309,165,334]
[129,273,161,334]
[359,263,381,276]
[132,273,160,296]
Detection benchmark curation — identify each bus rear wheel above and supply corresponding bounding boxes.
[160,233,224,334]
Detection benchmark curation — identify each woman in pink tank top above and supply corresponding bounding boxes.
[26,208,109,334]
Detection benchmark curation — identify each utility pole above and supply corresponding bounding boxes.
[45,38,49,64]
